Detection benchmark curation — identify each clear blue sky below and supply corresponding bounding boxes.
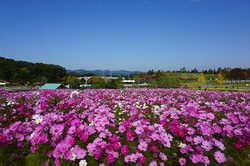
[0,0,249,72]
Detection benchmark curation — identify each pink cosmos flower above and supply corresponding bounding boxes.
[234,129,243,136]
[212,139,225,150]
[118,124,126,133]
[94,148,103,160]
[135,125,144,135]
[65,135,76,145]
[112,141,121,150]
[58,142,70,153]
[179,157,186,166]
[41,162,49,166]
[213,125,223,133]
[185,136,193,142]
[121,145,129,155]
[177,129,186,137]
[223,124,234,132]
[170,124,179,133]
[64,150,72,160]
[138,155,146,164]
[151,133,159,141]
[106,154,115,164]
[138,141,148,151]
[159,152,168,161]
[131,153,138,163]
[148,160,157,166]
[67,125,76,135]
[74,146,86,159]
[87,143,96,153]
[214,151,226,163]
[233,142,245,150]
[201,140,212,151]
[149,144,158,152]
[100,141,107,148]
[124,155,131,163]
[109,135,118,142]
[126,130,134,141]
[39,133,48,144]
[53,148,61,158]
[80,132,89,142]
[201,126,214,137]
[190,154,202,164]
[50,124,64,137]
[0,134,7,145]
[31,135,40,145]
[30,145,38,153]
[193,136,204,145]
[202,155,210,166]
[54,158,60,166]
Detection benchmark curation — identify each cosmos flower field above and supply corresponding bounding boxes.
[0,88,249,166]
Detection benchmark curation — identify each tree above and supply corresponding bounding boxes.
[66,75,80,89]
[148,79,158,88]
[132,75,140,87]
[158,75,180,88]
[197,73,206,83]
[89,76,106,88]
[180,67,187,73]
[0,57,66,84]
[216,71,225,85]
[207,69,214,74]
[106,76,124,89]
[228,68,245,81]
[40,77,47,85]
[147,69,154,75]
[191,68,199,73]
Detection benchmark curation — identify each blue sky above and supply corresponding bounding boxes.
[0,0,250,71]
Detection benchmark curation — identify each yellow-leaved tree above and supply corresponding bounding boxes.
[197,73,206,83]
[216,71,225,85]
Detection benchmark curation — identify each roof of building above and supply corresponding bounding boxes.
[40,83,66,90]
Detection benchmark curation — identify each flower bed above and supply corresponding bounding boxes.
[0,89,249,166]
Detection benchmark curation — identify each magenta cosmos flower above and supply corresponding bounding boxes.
[121,145,129,155]
[126,130,134,141]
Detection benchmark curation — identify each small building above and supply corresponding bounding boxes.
[80,84,91,88]
[122,80,135,87]
[40,83,66,90]
[0,82,7,86]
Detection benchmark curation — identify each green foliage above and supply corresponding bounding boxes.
[180,67,187,73]
[89,76,106,88]
[25,154,40,166]
[0,144,28,166]
[158,75,180,88]
[106,76,124,89]
[148,79,158,88]
[40,76,47,85]
[132,75,140,87]
[66,75,80,89]
[147,69,154,75]
[0,57,66,84]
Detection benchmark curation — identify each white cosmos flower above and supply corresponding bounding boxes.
[79,159,87,166]
[32,114,43,124]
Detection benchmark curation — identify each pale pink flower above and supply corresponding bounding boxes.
[214,151,226,163]
[138,141,148,151]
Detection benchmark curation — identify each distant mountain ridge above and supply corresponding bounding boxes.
[67,69,145,76]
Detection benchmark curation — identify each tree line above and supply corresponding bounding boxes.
[0,57,66,85]
[1,56,249,88]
